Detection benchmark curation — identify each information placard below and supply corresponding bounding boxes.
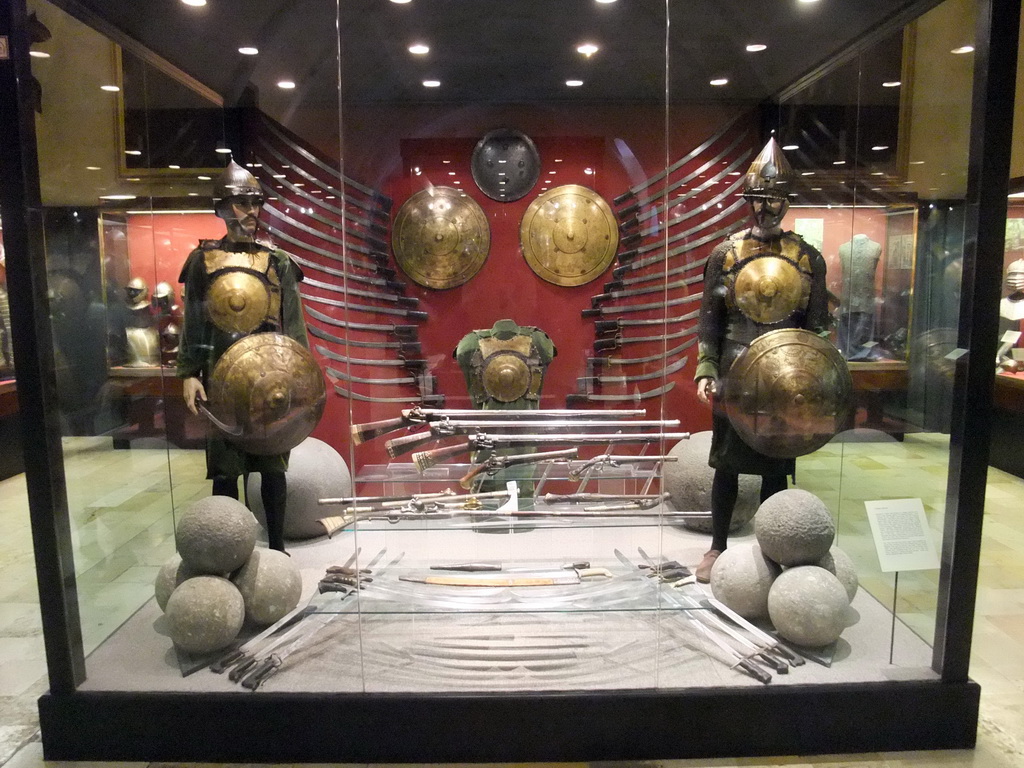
[864,498,940,573]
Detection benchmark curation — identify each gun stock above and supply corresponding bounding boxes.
[351,416,411,445]
[413,441,471,473]
[386,429,440,458]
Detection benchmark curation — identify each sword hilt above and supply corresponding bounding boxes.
[617,248,639,262]
[618,201,640,219]
[620,231,642,247]
[603,279,624,292]
[612,189,636,206]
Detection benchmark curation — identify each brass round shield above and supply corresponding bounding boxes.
[206,333,326,455]
[721,328,853,458]
[207,271,271,334]
[733,256,807,324]
[520,185,619,287]
[471,128,541,202]
[482,352,531,402]
[393,187,490,290]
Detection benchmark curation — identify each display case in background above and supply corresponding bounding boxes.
[0,0,1019,762]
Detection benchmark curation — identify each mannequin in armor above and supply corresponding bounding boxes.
[693,138,829,582]
[836,234,881,358]
[121,277,161,367]
[455,319,556,494]
[152,281,183,366]
[1000,258,1024,322]
[177,160,309,552]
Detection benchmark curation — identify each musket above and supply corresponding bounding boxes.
[591,273,703,307]
[289,251,404,293]
[385,419,681,458]
[303,275,419,307]
[332,385,445,406]
[612,116,742,206]
[326,365,436,388]
[315,344,425,370]
[543,492,667,505]
[459,447,579,489]
[350,407,646,445]
[412,431,690,472]
[318,489,458,507]
[565,381,677,404]
[301,291,428,320]
[595,309,700,334]
[317,490,516,536]
[582,493,671,512]
[581,292,701,318]
[307,319,422,356]
[305,306,419,339]
[578,356,688,386]
[567,453,678,481]
[591,337,696,365]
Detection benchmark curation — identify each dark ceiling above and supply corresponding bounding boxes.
[55,0,922,110]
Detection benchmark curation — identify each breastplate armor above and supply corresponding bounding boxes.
[203,247,282,335]
[723,233,812,325]
[474,334,545,404]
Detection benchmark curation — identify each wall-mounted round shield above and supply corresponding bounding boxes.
[393,186,490,289]
[471,128,541,202]
[720,328,852,458]
[206,333,326,455]
[520,184,619,287]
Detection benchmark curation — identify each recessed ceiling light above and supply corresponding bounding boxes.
[293,182,304,187]
[871,171,885,176]
[801,172,815,176]
[168,165,180,169]
[277,80,296,89]
[101,85,120,92]
[871,145,890,151]
[408,43,429,55]
[810,187,822,191]
[29,50,50,58]
[595,0,617,4]
[745,44,767,53]
[910,160,925,165]
[577,43,599,57]
[797,0,821,4]
[833,160,846,165]
[390,0,412,3]
[782,144,799,151]
[882,80,901,87]
[181,0,206,6]
[238,47,259,56]
[951,45,974,54]
[423,79,441,87]
[215,147,232,154]
[188,192,199,196]
[197,175,211,180]
[85,166,101,171]
[125,150,142,156]
[273,174,286,179]
[566,79,584,87]
[99,194,137,200]
[709,78,729,86]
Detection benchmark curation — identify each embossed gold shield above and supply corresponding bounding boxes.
[520,185,618,287]
[733,256,807,324]
[721,329,852,458]
[206,333,326,455]
[208,271,272,334]
[393,187,490,290]
[479,335,536,402]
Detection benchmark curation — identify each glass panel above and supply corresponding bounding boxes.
[16,0,982,698]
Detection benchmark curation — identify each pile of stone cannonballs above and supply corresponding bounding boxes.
[154,496,302,654]
[709,488,858,648]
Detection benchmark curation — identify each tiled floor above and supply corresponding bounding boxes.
[0,432,1022,768]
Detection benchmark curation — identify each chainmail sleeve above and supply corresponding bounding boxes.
[803,244,830,334]
[695,239,732,382]
[277,250,310,350]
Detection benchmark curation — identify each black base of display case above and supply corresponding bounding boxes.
[39,680,979,762]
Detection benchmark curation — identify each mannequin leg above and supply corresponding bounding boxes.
[759,473,788,503]
[261,471,288,553]
[697,469,739,583]
[211,475,239,499]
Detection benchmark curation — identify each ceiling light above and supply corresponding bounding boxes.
[584,168,594,175]
[798,0,821,4]
[871,171,885,176]
[215,147,232,154]
[871,145,890,151]
[197,175,211,180]
[951,45,974,54]
[595,0,617,4]
[29,50,50,58]
[709,78,728,86]
[882,80,901,87]
[85,166,101,171]
[801,172,815,176]
[238,47,259,56]
[273,174,286,179]
[423,80,441,87]
[101,85,120,92]
[168,165,180,169]
[408,43,429,55]
[99,194,137,200]
[833,160,846,165]
[745,44,767,53]
[810,187,822,191]
[577,43,599,57]
[910,160,925,165]
[390,0,412,3]
[448,171,456,176]
[125,150,142,156]
[566,79,584,87]
[188,193,199,197]
[181,0,206,6]
[277,80,296,89]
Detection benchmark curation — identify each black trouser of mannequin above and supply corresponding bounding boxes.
[709,469,787,553]
[212,473,288,553]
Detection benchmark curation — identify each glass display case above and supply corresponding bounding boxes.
[0,0,1017,761]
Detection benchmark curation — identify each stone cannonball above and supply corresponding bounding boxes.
[164,575,245,654]
[154,553,202,612]
[816,546,859,602]
[232,548,303,626]
[754,489,836,566]
[663,431,759,534]
[709,543,782,620]
[767,566,850,647]
[247,437,352,540]
[175,496,259,574]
